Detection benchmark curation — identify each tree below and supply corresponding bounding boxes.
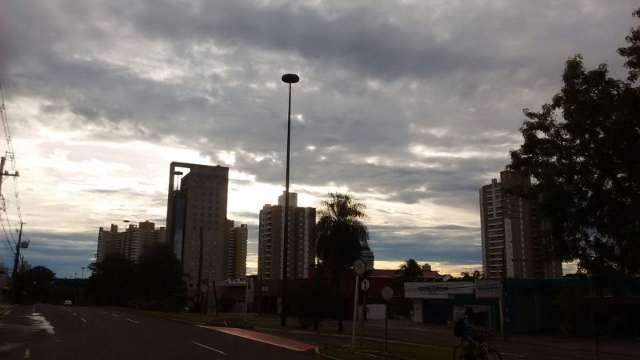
[137,243,184,302]
[87,256,136,306]
[509,9,640,277]
[398,259,423,281]
[15,266,55,303]
[316,193,369,331]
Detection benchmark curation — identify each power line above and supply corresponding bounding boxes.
[0,219,16,256]
[0,80,23,225]
[0,79,26,265]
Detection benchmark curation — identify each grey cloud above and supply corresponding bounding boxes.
[369,224,481,264]
[2,0,638,274]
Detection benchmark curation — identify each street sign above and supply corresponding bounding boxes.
[353,259,366,275]
[381,286,394,301]
[361,278,370,292]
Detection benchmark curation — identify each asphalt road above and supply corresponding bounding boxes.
[0,304,314,360]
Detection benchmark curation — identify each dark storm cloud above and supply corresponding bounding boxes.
[369,224,481,264]
[123,0,515,81]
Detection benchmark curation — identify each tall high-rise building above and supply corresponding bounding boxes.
[224,220,248,279]
[96,221,165,263]
[166,162,229,292]
[258,192,316,280]
[479,170,562,279]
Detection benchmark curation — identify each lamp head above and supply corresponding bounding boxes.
[281,73,299,84]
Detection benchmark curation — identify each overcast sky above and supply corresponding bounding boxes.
[0,0,637,278]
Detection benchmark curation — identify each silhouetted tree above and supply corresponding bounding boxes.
[510,8,640,277]
[137,243,186,310]
[16,266,55,303]
[398,259,423,281]
[316,193,369,331]
[88,256,136,306]
[138,243,183,300]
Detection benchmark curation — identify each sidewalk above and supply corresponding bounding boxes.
[258,317,640,360]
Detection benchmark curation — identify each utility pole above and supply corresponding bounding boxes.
[11,221,24,301]
[0,156,19,202]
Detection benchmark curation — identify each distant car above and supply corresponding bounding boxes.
[63,300,72,306]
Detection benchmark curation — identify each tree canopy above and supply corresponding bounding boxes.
[509,9,640,277]
[398,259,423,281]
[316,193,370,276]
[315,192,369,331]
[87,244,185,309]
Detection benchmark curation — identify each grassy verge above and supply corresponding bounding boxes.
[319,340,452,360]
[137,310,262,328]
[136,310,453,359]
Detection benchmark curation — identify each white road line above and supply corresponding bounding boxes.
[191,341,227,356]
[80,318,87,323]
[23,348,31,359]
[111,313,120,317]
[126,318,140,324]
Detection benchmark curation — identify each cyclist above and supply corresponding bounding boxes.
[454,307,484,359]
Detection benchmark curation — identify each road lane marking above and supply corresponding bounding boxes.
[191,341,227,356]
[26,312,55,335]
[126,318,140,324]
[23,348,31,359]
[80,318,87,323]
[111,313,120,317]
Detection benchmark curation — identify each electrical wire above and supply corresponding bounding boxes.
[0,219,16,256]
[0,80,25,260]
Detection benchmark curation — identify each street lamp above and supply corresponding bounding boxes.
[280,73,299,327]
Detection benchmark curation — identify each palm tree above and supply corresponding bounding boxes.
[398,259,423,281]
[316,193,369,331]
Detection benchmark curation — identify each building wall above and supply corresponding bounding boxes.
[258,192,316,280]
[234,224,248,279]
[96,222,165,263]
[224,220,247,280]
[174,165,229,291]
[480,170,562,279]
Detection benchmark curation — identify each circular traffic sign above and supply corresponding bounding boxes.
[361,278,370,292]
[381,286,394,301]
[353,259,366,275]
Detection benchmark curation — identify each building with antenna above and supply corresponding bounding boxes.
[166,162,248,306]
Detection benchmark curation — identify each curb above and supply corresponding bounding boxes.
[255,326,444,350]
[200,325,320,353]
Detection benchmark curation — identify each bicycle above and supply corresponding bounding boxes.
[452,339,503,360]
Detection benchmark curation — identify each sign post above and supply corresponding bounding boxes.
[352,260,366,348]
[381,286,394,353]
[360,278,370,340]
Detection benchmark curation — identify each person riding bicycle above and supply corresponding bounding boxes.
[454,307,485,358]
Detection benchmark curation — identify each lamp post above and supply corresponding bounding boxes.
[280,73,299,327]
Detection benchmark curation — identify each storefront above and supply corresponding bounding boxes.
[405,280,502,331]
